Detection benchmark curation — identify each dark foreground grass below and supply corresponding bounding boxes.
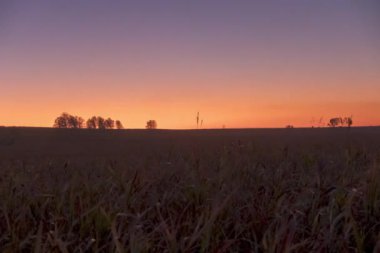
[0,128,380,252]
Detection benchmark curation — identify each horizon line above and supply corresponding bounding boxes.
[1,125,380,130]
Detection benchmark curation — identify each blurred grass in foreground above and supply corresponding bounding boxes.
[0,128,379,252]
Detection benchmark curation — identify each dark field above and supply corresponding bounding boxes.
[1,127,380,252]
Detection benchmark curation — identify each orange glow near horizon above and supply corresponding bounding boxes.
[1,83,379,129]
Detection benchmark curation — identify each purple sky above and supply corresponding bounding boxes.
[1,0,379,128]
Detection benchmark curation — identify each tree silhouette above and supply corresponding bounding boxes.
[115,120,124,129]
[328,117,353,128]
[328,117,343,127]
[343,116,353,128]
[104,118,115,129]
[78,117,85,128]
[86,116,98,129]
[54,113,84,129]
[146,120,157,129]
[54,113,69,128]
[97,117,106,129]
[69,115,84,128]
[86,116,117,129]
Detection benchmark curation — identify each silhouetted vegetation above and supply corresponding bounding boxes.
[104,118,115,129]
[115,120,124,129]
[329,117,343,127]
[86,116,120,129]
[98,117,106,129]
[1,128,380,251]
[344,116,353,128]
[146,120,157,129]
[53,113,84,129]
[54,113,123,130]
[86,116,98,129]
[328,116,353,127]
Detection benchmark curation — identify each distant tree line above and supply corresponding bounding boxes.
[53,113,158,129]
[86,116,124,130]
[285,116,353,129]
[53,113,124,129]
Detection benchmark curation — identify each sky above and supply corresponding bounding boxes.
[0,0,379,129]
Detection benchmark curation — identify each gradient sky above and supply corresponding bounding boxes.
[1,0,379,128]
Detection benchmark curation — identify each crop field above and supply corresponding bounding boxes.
[0,127,380,252]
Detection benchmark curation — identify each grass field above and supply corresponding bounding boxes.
[0,127,380,252]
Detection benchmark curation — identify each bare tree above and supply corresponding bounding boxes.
[318,117,324,127]
[115,120,124,129]
[146,120,157,129]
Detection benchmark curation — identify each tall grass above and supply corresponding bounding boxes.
[0,140,379,252]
